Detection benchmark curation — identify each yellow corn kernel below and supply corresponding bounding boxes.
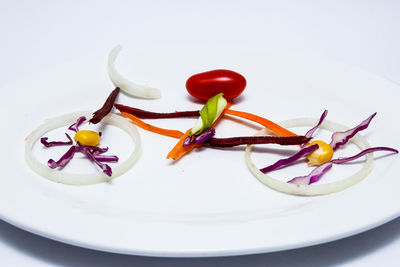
[306,140,334,166]
[74,130,100,146]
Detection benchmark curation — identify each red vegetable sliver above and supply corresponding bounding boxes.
[331,147,398,164]
[41,133,73,147]
[47,146,77,168]
[89,87,120,124]
[68,116,87,132]
[184,128,216,147]
[329,113,376,151]
[260,144,319,174]
[207,135,311,148]
[194,128,216,144]
[287,162,333,185]
[305,110,328,139]
[81,146,109,154]
[115,104,199,118]
[93,154,119,162]
[81,147,113,176]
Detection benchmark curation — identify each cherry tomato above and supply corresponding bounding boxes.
[186,69,246,101]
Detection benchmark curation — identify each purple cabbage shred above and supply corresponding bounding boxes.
[304,110,328,140]
[329,113,376,151]
[93,154,119,162]
[68,116,87,132]
[41,115,118,177]
[81,147,113,176]
[45,142,117,176]
[331,147,398,164]
[260,144,319,174]
[287,162,333,185]
[77,146,109,154]
[47,146,77,169]
[194,128,216,144]
[183,128,216,146]
[41,133,73,147]
[183,136,195,147]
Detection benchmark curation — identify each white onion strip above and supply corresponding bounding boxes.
[108,45,161,99]
[25,112,141,185]
[245,118,374,196]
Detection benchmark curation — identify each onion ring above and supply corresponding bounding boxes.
[245,118,373,196]
[25,112,141,185]
[108,45,162,99]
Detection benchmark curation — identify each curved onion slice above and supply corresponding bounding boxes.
[107,45,161,99]
[245,118,374,196]
[25,111,141,185]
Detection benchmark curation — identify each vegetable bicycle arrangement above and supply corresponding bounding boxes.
[24,45,398,195]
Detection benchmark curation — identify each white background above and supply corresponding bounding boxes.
[0,0,399,266]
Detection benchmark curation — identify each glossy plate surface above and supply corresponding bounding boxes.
[0,45,399,257]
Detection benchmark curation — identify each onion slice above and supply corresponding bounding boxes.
[25,112,141,185]
[245,118,374,196]
[107,45,161,99]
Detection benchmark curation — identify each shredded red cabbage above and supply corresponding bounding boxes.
[47,146,77,169]
[331,147,398,164]
[260,144,319,174]
[81,147,113,176]
[305,110,328,139]
[286,146,397,185]
[68,116,87,132]
[287,162,333,185]
[41,133,73,147]
[194,129,216,144]
[184,128,216,146]
[45,142,117,176]
[41,114,119,176]
[183,136,195,146]
[78,146,109,154]
[93,154,119,162]
[330,113,376,151]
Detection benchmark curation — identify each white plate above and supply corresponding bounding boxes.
[0,45,399,257]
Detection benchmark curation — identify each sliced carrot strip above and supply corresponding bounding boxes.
[224,109,297,137]
[166,130,201,160]
[115,104,295,137]
[120,112,184,138]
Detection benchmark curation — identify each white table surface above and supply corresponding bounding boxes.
[1,1,399,266]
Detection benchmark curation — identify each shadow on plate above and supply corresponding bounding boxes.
[0,217,399,267]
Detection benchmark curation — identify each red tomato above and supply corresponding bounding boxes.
[186,69,246,101]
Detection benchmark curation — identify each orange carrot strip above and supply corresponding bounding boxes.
[166,130,201,160]
[120,112,184,138]
[224,109,297,137]
[166,103,232,160]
